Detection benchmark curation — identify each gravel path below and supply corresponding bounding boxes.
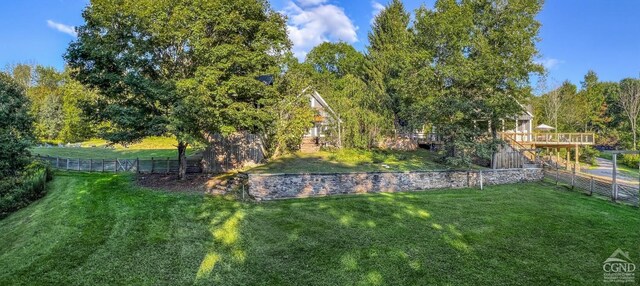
[581,157,638,185]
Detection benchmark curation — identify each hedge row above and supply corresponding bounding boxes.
[0,161,53,218]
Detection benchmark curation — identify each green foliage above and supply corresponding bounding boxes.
[38,94,64,139]
[0,73,34,178]
[66,0,290,177]
[305,42,365,77]
[327,75,391,149]
[579,146,599,165]
[620,154,640,169]
[5,64,97,143]
[0,160,52,218]
[304,43,393,149]
[406,0,544,166]
[366,0,412,129]
[59,72,98,142]
[267,60,315,155]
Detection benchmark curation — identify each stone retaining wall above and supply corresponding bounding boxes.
[247,168,543,200]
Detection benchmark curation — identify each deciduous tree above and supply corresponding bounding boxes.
[618,78,640,149]
[66,0,290,179]
[0,73,34,177]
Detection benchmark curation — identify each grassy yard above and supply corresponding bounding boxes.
[31,137,198,159]
[249,149,462,173]
[1,173,638,285]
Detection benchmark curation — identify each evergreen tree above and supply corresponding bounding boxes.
[366,0,412,131]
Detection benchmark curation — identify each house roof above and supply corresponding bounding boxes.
[256,75,274,86]
[300,87,341,123]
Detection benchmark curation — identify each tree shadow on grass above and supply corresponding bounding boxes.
[193,189,476,285]
[195,195,247,282]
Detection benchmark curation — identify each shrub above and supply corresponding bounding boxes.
[620,154,640,169]
[579,146,599,166]
[0,160,52,218]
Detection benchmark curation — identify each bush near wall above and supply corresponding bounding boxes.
[0,161,53,218]
[620,154,640,169]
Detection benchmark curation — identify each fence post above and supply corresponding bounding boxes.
[90,159,93,172]
[66,158,69,170]
[571,166,575,189]
[136,158,140,174]
[555,166,559,185]
[166,157,170,173]
[589,176,594,196]
[78,158,81,171]
[102,159,105,172]
[479,170,483,190]
[151,157,155,173]
[56,157,60,169]
[612,154,617,202]
[115,158,118,172]
[466,171,470,188]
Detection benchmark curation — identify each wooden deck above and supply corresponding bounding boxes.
[500,132,595,146]
[411,133,443,144]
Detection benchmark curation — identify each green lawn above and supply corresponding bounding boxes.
[1,173,638,285]
[31,137,198,159]
[250,149,462,173]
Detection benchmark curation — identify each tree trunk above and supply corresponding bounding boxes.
[633,127,637,151]
[178,141,188,180]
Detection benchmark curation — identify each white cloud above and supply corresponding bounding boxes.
[47,20,77,37]
[371,1,385,24]
[536,58,563,70]
[284,1,358,60]
[296,0,328,7]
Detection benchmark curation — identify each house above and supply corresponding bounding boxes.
[299,87,341,152]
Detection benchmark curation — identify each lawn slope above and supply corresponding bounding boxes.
[30,137,198,159]
[1,173,638,285]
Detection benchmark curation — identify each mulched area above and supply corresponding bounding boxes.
[136,173,212,193]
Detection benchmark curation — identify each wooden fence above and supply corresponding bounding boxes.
[201,133,265,173]
[543,166,638,207]
[37,155,202,174]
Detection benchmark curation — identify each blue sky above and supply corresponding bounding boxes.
[1,0,638,89]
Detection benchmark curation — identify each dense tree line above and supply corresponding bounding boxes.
[291,0,544,166]
[5,64,97,143]
[533,71,640,150]
[59,0,546,175]
[9,0,640,176]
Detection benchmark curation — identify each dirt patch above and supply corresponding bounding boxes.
[136,173,214,193]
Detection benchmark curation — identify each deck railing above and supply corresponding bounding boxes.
[408,132,442,143]
[500,132,595,145]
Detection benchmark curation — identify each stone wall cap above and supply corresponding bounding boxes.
[247,168,542,177]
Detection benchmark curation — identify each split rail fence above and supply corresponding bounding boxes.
[543,167,639,207]
[36,155,202,174]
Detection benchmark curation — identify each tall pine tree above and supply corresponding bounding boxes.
[366,0,412,132]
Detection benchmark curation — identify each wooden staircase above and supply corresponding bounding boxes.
[496,139,542,169]
[300,137,320,153]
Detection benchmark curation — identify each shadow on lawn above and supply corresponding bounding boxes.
[194,190,473,284]
[195,196,247,281]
